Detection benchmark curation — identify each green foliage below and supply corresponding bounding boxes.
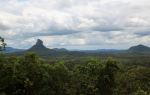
[73,58,103,95]
[117,66,150,95]
[0,37,6,52]
[97,58,119,95]
[0,54,149,95]
[133,87,148,95]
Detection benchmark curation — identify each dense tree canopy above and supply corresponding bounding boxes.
[0,53,149,95]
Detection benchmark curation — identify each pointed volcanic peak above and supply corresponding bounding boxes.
[128,44,150,53]
[28,39,50,52]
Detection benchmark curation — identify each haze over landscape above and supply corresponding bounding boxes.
[0,0,150,50]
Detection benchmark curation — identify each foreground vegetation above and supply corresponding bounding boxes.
[0,53,149,95]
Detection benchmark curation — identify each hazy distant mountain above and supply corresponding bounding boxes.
[14,39,76,57]
[12,39,85,57]
[28,39,68,52]
[5,47,24,53]
[81,49,121,53]
[11,40,150,57]
[128,44,150,53]
[27,39,50,52]
[53,48,68,52]
[79,45,150,55]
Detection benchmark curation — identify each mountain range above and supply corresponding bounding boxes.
[5,47,24,53]
[6,39,150,56]
[9,39,84,57]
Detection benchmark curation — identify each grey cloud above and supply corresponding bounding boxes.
[92,25,123,32]
[0,23,10,30]
[136,31,150,36]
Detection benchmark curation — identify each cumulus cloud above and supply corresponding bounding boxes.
[0,0,150,49]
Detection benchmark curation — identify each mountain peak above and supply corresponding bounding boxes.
[25,39,69,56]
[137,44,146,47]
[128,44,150,53]
[35,39,44,46]
[28,39,50,52]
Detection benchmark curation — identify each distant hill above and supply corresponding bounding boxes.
[13,39,85,57]
[128,44,150,53]
[25,39,69,56]
[10,40,150,57]
[53,48,68,52]
[27,39,51,53]
[81,49,122,53]
[5,47,24,53]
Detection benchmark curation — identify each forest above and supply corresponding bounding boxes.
[0,37,150,95]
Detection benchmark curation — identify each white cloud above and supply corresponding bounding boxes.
[0,0,150,49]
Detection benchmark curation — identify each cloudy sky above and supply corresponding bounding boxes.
[0,0,150,50]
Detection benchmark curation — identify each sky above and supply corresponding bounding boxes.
[0,0,150,50]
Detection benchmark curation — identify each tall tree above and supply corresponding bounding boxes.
[0,37,6,52]
[98,58,119,95]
